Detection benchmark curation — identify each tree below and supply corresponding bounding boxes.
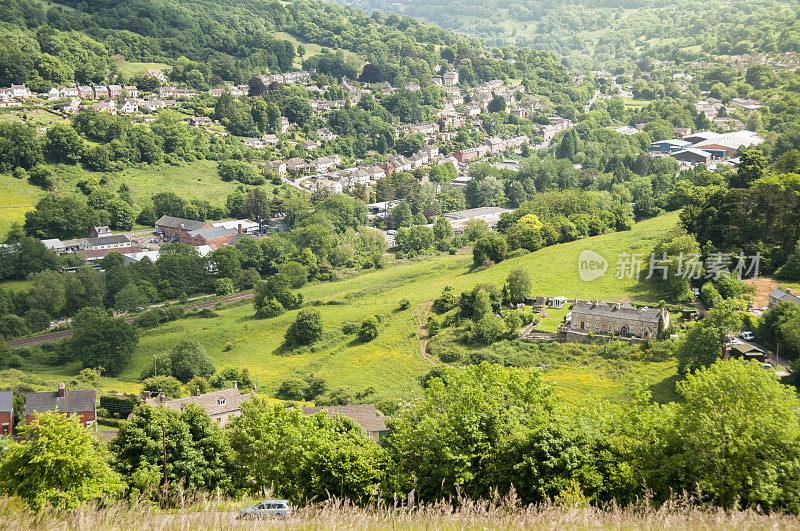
[473,233,507,266]
[114,283,149,312]
[474,313,505,342]
[384,363,554,501]
[227,399,387,500]
[677,303,741,374]
[731,149,767,188]
[44,124,83,164]
[358,316,379,342]
[487,95,507,113]
[68,307,138,376]
[283,94,313,127]
[169,339,215,382]
[141,376,183,398]
[285,308,323,346]
[0,121,42,171]
[278,261,308,289]
[395,225,434,252]
[109,404,233,496]
[0,411,122,511]
[656,360,800,511]
[556,129,577,161]
[244,188,270,220]
[505,269,532,303]
[433,217,453,241]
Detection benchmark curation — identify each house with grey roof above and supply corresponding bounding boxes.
[25,383,96,429]
[142,383,251,425]
[569,300,668,340]
[80,234,133,251]
[768,288,800,309]
[302,402,389,442]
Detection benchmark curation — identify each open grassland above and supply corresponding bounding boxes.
[32,211,680,402]
[273,32,365,69]
[0,159,291,237]
[114,60,171,78]
[1,496,797,530]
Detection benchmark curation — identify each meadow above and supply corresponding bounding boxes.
[0,495,797,530]
[7,211,682,401]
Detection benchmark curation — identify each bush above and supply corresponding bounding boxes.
[399,299,410,310]
[141,376,182,398]
[24,309,50,333]
[215,277,235,296]
[170,339,216,382]
[285,308,323,346]
[260,298,284,318]
[474,314,505,343]
[358,316,379,342]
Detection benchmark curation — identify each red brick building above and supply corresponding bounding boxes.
[155,215,213,241]
[454,147,480,163]
[0,391,13,435]
[25,384,96,429]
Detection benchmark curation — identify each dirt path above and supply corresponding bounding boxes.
[413,301,437,365]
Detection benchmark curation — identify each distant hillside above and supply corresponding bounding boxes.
[328,0,800,69]
[1,0,567,90]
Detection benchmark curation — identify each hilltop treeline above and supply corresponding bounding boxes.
[0,0,569,91]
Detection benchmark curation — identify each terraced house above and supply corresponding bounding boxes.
[570,300,668,340]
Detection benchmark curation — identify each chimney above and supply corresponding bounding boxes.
[58,382,66,398]
[195,387,201,397]
[347,398,351,405]
[252,384,257,394]
[143,390,151,400]
[615,300,621,310]
[237,223,242,234]
[232,381,238,391]
[787,288,793,295]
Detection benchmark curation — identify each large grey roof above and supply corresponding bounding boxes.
[155,215,208,230]
[0,391,12,413]
[187,227,237,240]
[302,404,388,432]
[573,301,664,324]
[85,234,131,247]
[25,389,96,417]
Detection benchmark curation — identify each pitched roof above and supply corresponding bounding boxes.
[158,387,252,417]
[85,234,131,247]
[187,227,237,240]
[572,300,664,324]
[0,391,12,413]
[25,389,96,417]
[770,289,800,305]
[302,404,388,432]
[155,215,208,231]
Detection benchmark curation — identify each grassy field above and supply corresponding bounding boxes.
[3,496,798,529]
[0,159,293,237]
[273,32,364,69]
[113,60,171,78]
[6,211,681,401]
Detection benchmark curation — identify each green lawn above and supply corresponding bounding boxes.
[273,32,364,69]
[111,59,171,78]
[0,174,47,236]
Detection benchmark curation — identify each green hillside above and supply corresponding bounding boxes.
[8,211,680,400]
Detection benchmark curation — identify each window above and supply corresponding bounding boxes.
[217,398,226,406]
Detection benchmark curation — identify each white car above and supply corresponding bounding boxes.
[239,499,291,519]
[740,331,755,341]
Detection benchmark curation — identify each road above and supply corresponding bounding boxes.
[7,291,254,349]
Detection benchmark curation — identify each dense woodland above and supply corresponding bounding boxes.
[335,0,800,69]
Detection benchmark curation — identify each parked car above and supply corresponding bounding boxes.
[239,499,291,519]
[762,363,774,370]
[692,287,700,296]
[740,331,755,341]
[725,339,743,346]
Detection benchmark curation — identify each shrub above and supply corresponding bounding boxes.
[427,316,440,336]
[358,317,379,342]
[285,308,323,346]
[169,339,215,382]
[215,278,235,296]
[474,314,505,343]
[141,376,182,398]
[260,298,284,318]
[399,299,410,310]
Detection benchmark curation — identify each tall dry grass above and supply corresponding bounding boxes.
[3,493,800,530]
